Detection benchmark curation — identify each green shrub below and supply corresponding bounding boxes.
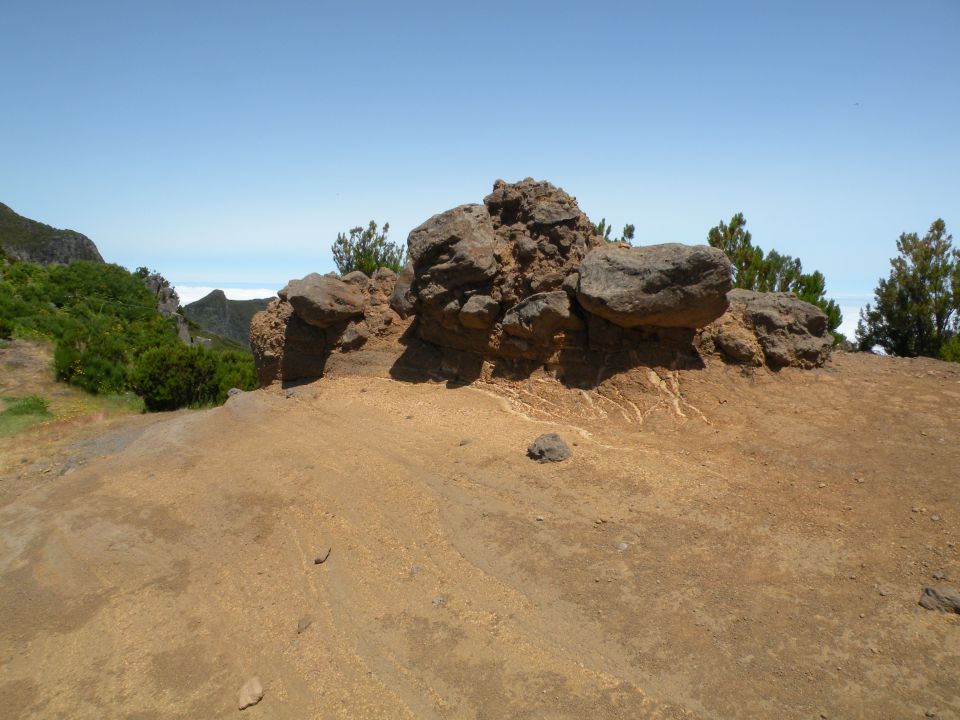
[941,336,960,363]
[331,220,406,275]
[131,345,257,412]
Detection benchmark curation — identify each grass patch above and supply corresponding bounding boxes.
[0,394,53,437]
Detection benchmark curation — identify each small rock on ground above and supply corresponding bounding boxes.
[238,677,264,710]
[918,586,960,613]
[527,433,571,463]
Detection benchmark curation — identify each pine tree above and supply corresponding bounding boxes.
[856,219,959,358]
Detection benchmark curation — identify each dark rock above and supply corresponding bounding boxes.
[577,244,732,328]
[314,547,332,565]
[408,204,498,289]
[527,433,572,463]
[226,387,244,398]
[250,299,330,385]
[502,291,579,342]
[919,586,960,613]
[459,295,500,329]
[699,289,833,369]
[339,322,369,351]
[279,273,366,329]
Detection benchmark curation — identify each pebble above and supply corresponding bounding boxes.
[432,595,446,607]
[932,572,949,581]
[931,514,942,522]
[878,588,889,597]
[297,617,312,634]
[615,542,629,552]
[238,677,264,710]
[818,483,826,489]
[536,515,544,522]
[458,438,471,446]
[314,547,332,565]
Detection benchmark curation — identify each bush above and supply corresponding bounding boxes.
[131,345,257,412]
[331,221,406,275]
[940,335,960,363]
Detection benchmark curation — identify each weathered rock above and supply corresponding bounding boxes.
[238,677,264,710]
[279,273,366,329]
[700,289,833,369]
[250,299,330,385]
[390,261,416,318]
[339,321,369,351]
[918,586,960,613]
[459,295,499,329]
[408,204,498,289]
[341,270,370,286]
[577,244,732,329]
[527,433,571,463]
[502,291,579,342]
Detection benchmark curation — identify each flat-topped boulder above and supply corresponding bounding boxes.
[577,244,732,329]
[279,273,366,328]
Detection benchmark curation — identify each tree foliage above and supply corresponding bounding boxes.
[331,221,405,275]
[596,218,636,245]
[707,213,843,338]
[856,219,959,359]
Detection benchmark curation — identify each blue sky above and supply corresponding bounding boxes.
[1,1,958,335]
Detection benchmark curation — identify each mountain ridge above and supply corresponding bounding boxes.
[0,201,104,265]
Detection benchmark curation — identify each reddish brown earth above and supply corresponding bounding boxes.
[1,339,959,719]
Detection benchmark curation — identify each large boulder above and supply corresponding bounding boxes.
[577,244,732,329]
[699,289,832,369]
[408,204,499,290]
[279,273,366,329]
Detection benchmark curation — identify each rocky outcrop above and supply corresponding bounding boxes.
[141,272,194,345]
[698,289,833,369]
[251,269,399,385]
[0,201,104,265]
[250,178,832,386]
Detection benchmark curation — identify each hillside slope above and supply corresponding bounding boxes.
[1,348,958,719]
[184,289,272,345]
[0,202,104,264]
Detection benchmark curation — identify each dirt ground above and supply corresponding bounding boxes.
[1,339,958,719]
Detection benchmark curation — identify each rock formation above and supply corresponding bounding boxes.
[251,267,399,385]
[141,273,192,345]
[250,178,834,386]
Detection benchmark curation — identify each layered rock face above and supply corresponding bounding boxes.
[698,289,833,369]
[251,268,398,385]
[250,178,833,386]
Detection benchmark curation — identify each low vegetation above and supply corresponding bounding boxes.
[0,394,53,436]
[0,257,257,410]
[707,213,844,340]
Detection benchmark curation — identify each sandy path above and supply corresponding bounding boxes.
[1,353,959,718]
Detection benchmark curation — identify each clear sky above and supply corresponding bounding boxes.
[1,1,958,336]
